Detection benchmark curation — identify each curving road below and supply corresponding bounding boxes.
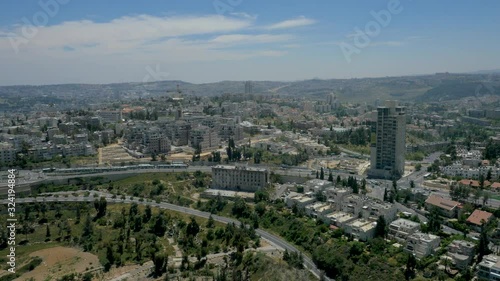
[8,192,329,281]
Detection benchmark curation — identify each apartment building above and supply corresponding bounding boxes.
[404,232,441,259]
[425,194,460,218]
[0,143,17,165]
[447,240,476,270]
[368,100,406,179]
[477,254,500,281]
[344,219,377,241]
[211,165,269,192]
[190,125,220,150]
[97,110,122,123]
[388,218,420,242]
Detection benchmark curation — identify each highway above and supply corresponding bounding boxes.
[8,192,330,280]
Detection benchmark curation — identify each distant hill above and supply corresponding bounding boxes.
[469,69,500,74]
[417,81,500,102]
[1,73,499,105]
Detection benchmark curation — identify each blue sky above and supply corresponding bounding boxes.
[0,0,499,85]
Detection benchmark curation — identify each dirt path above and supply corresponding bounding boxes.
[107,261,153,281]
[15,246,100,281]
[98,147,103,165]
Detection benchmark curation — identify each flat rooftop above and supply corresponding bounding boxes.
[213,165,268,172]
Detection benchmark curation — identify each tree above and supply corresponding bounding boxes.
[315,191,326,202]
[404,254,417,280]
[392,180,399,202]
[152,253,168,277]
[75,204,81,224]
[82,214,93,238]
[283,250,304,269]
[328,171,333,182]
[45,225,51,239]
[361,178,366,190]
[152,213,167,237]
[254,190,268,203]
[374,216,386,238]
[474,189,483,205]
[232,198,250,218]
[320,167,325,180]
[207,215,215,228]
[415,163,422,171]
[94,197,107,219]
[186,216,200,237]
[483,193,490,206]
[410,180,415,189]
[426,207,442,233]
[104,244,115,271]
[478,226,491,262]
[450,185,471,202]
[144,205,152,223]
[316,171,319,179]
[487,168,492,181]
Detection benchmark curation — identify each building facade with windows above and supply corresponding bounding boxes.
[211,165,269,192]
[368,100,406,179]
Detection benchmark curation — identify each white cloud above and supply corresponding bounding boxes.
[266,16,316,30]
[0,14,294,85]
[210,34,293,45]
[0,14,291,62]
[0,14,254,51]
[230,12,258,20]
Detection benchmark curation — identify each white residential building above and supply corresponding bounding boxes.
[447,240,476,270]
[327,211,356,228]
[441,164,500,180]
[211,165,269,192]
[285,192,316,209]
[0,143,17,165]
[477,254,500,281]
[404,232,441,259]
[388,218,421,242]
[344,219,377,241]
[97,110,122,123]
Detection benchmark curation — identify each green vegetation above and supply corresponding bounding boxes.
[406,151,426,161]
[340,144,370,155]
[197,195,416,280]
[98,172,210,206]
[0,199,261,280]
[0,257,42,281]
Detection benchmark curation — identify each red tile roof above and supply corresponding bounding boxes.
[425,194,460,211]
[466,210,493,226]
[458,179,491,188]
[491,182,500,189]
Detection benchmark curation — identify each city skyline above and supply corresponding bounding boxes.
[0,0,499,86]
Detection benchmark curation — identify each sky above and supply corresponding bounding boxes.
[0,0,499,86]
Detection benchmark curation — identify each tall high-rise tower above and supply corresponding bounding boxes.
[244,81,253,94]
[326,92,338,109]
[368,100,406,179]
